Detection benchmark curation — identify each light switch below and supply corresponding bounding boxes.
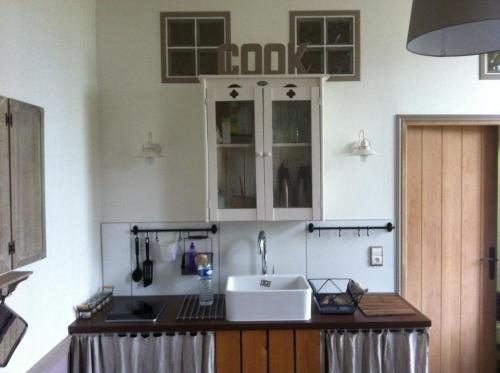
[370,246,383,266]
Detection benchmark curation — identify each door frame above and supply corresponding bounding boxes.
[396,114,500,294]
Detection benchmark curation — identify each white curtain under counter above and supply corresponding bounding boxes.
[69,332,214,373]
[326,329,429,373]
[68,328,429,373]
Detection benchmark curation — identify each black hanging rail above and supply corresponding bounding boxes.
[131,224,218,236]
[308,222,394,236]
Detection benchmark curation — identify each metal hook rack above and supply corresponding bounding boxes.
[131,224,218,236]
[307,222,394,236]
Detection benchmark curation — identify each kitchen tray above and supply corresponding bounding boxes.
[176,294,225,321]
[308,278,366,315]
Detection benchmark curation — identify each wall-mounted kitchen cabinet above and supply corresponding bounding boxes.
[0,96,45,273]
[202,76,325,221]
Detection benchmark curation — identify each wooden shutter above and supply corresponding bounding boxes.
[0,97,11,273]
[9,99,45,268]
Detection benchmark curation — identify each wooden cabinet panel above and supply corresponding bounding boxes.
[216,330,241,373]
[0,97,11,273]
[242,330,267,373]
[9,99,44,268]
[295,329,321,373]
[269,330,294,373]
[216,329,322,373]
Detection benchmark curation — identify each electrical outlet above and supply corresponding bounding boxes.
[370,246,383,266]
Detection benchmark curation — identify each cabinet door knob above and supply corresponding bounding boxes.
[256,152,264,157]
[265,152,272,157]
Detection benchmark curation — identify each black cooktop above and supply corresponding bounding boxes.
[105,300,165,323]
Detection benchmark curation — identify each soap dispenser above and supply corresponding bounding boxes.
[188,242,197,271]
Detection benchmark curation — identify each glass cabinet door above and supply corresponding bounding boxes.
[263,87,321,221]
[206,87,264,221]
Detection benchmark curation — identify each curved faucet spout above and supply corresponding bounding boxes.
[258,230,268,275]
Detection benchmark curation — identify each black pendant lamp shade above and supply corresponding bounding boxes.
[407,0,500,56]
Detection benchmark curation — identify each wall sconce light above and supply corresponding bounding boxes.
[137,132,164,164]
[349,130,377,161]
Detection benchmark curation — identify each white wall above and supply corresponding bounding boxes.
[97,0,500,223]
[0,1,100,371]
[95,0,500,297]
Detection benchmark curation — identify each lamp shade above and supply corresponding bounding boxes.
[407,0,500,56]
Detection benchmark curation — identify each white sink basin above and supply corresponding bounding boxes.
[225,275,312,321]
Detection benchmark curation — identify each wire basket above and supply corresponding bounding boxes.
[308,278,366,314]
[181,234,213,275]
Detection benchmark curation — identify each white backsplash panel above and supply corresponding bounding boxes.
[218,221,308,290]
[102,219,395,295]
[306,220,396,292]
[102,222,220,296]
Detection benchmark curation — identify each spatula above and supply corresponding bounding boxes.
[132,237,142,282]
[143,236,153,287]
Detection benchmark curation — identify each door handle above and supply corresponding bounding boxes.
[480,247,497,280]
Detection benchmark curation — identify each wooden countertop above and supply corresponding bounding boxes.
[68,294,431,334]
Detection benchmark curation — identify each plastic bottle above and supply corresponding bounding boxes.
[188,242,197,272]
[198,255,214,306]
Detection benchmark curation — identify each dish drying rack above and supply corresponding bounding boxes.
[176,294,225,321]
[308,278,366,314]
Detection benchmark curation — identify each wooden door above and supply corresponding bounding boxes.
[0,97,11,273]
[9,99,45,268]
[403,124,498,373]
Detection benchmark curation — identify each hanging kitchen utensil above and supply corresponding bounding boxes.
[143,236,153,287]
[132,237,142,282]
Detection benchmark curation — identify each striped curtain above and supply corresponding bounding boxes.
[326,329,429,373]
[69,332,214,373]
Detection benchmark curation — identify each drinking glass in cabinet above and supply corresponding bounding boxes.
[272,100,312,208]
[215,101,256,209]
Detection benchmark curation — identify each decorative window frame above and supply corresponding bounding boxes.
[160,12,231,83]
[479,52,500,80]
[289,10,360,81]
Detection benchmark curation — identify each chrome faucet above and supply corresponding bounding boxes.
[258,230,268,275]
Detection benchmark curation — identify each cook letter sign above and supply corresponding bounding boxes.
[217,43,309,75]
